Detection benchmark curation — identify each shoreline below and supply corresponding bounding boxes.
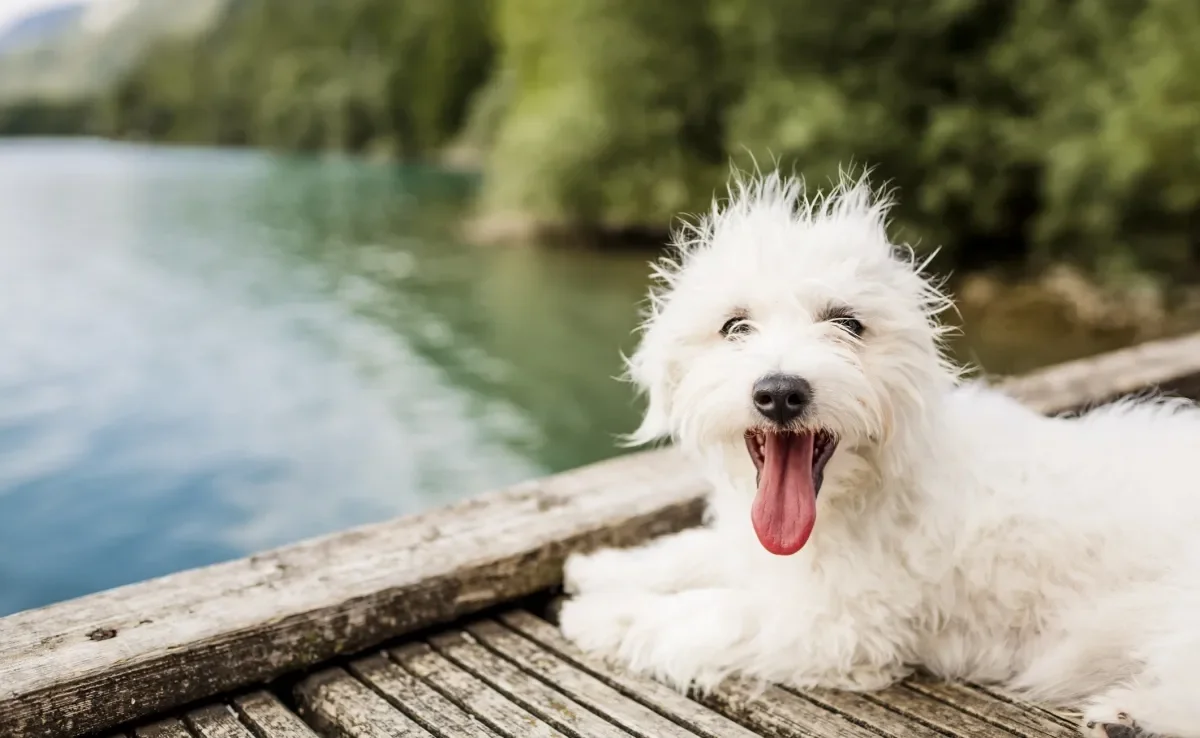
[1,134,1192,339]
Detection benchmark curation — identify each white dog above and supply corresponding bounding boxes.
[558,169,1200,738]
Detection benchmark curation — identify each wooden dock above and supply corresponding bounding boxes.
[114,609,1082,738]
[6,331,1200,738]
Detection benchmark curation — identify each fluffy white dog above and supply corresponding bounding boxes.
[558,169,1200,738]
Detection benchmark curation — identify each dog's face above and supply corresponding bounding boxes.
[626,172,951,555]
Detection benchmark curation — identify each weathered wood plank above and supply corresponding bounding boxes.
[232,693,321,738]
[294,668,432,738]
[494,611,759,738]
[502,610,1045,738]
[434,627,697,738]
[186,705,255,738]
[964,683,1081,730]
[134,720,195,738]
[0,450,704,738]
[350,653,500,738]
[700,678,881,738]
[904,678,1076,737]
[865,684,1014,737]
[5,330,1200,738]
[390,643,569,738]
[995,331,1200,412]
[799,687,940,738]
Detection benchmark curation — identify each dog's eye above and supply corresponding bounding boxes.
[720,317,752,338]
[830,315,865,338]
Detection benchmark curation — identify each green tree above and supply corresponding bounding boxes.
[95,0,494,158]
[481,0,725,233]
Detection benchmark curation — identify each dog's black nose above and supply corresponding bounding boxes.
[752,374,812,425]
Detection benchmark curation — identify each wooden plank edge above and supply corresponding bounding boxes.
[4,330,1200,738]
[185,705,256,738]
[232,692,322,738]
[293,668,432,737]
[133,719,196,738]
[994,330,1200,413]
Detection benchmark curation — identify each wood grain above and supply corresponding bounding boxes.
[492,612,759,738]
[232,693,322,738]
[134,720,195,738]
[350,653,500,738]
[799,687,942,738]
[429,629,663,738]
[390,643,569,738]
[186,706,256,738]
[460,620,709,738]
[962,683,1082,730]
[5,330,1200,738]
[903,678,1075,737]
[865,684,1014,737]
[700,678,880,738]
[294,668,431,738]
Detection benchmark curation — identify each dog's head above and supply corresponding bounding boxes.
[625,170,956,555]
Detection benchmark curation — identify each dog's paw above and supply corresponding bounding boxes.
[562,548,631,595]
[558,589,746,692]
[557,591,646,659]
[1082,708,1145,738]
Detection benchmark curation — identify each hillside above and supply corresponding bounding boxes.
[0,0,229,101]
[0,3,86,53]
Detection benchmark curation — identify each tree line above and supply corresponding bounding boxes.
[3,0,1198,281]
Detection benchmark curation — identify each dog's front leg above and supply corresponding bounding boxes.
[558,585,907,693]
[563,527,730,596]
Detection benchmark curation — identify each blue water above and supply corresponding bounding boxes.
[0,140,654,615]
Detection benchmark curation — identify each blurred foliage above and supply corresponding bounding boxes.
[93,0,493,157]
[1,0,1199,278]
[480,0,725,232]
[0,99,94,136]
[482,0,1200,277]
[996,0,1200,278]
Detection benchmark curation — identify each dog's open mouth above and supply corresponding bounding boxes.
[744,429,838,556]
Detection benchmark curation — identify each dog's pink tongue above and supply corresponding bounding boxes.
[751,432,817,555]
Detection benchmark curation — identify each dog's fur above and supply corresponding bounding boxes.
[559,170,1200,738]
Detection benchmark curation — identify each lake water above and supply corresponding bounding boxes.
[0,140,1145,616]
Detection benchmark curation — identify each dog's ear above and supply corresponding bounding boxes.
[622,341,674,447]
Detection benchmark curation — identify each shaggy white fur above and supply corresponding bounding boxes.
[558,169,1200,738]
